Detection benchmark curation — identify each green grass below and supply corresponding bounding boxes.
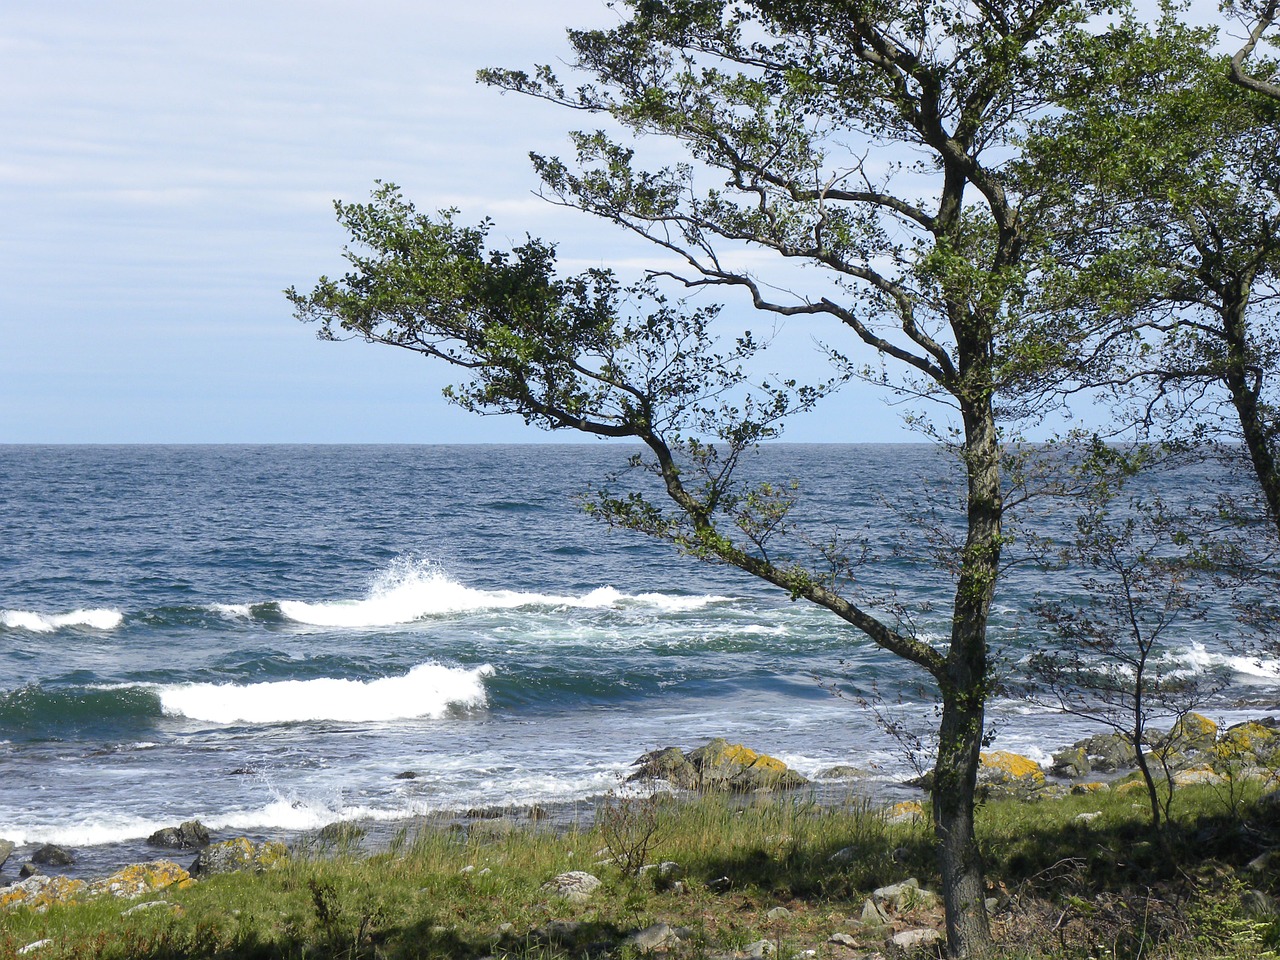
[2,785,1278,960]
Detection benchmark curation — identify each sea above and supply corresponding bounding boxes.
[2,444,1277,880]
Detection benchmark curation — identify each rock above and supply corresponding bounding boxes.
[18,864,42,879]
[1215,722,1280,770]
[1172,764,1224,786]
[887,800,925,824]
[978,751,1046,800]
[1,874,86,912]
[767,906,791,920]
[815,765,871,780]
[533,920,585,945]
[628,739,808,792]
[639,861,684,881]
[1073,811,1103,824]
[1074,733,1138,773]
[1070,782,1109,795]
[829,846,857,865]
[625,922,679,951]
[861,898,890,925]
[148,820,210,850]
[743,939,775,957]
[0,839,14,872]
[1051,744,1091,779]
[120,900,179,917]
[873,878,920,902]
[18,940,53,955]
[1241,889,1280,919]
[315,822,366,845]
[88,861,194,898]
[1164,713,1218,753]
[887,928,944,955]
[541,870,601,903]
[828,932,859,947]
[189,838,287,877]
[393,771,418,779]
[1247,850,1280,873]
[30,844,74,867]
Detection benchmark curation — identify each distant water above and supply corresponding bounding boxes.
[1,445,1275,879]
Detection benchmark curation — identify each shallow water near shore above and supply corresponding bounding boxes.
[2,444,1276,880]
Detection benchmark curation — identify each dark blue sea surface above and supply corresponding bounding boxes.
[1,444,1274,877]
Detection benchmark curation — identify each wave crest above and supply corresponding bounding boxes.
[157,662,493,724]
[0,608,124,633]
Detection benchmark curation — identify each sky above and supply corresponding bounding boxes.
[0,1,1227,444]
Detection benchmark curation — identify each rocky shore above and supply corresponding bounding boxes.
[3,717,1276,919]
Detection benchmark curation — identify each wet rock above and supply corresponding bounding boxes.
[629,739,808,793]
[30,844,74,867]
[148,820,210,850]
[815,765,871,781]
[18,864,42,879]
[0,839,14,872]
[189,838,287,877]
[541,870,601,903]
[393,771,418,780]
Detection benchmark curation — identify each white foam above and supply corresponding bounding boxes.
[210,603,253,619]
[157,662,493,724]
[276,558,730,627]
[1172,642,1280,682]
[0,608,123,632]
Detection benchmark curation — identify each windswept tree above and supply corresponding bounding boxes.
[1018,11,1280,534]
[291,2,1128,955]
[1229,0,1280,100]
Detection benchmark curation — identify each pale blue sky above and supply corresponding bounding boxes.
[0,1,1224,443]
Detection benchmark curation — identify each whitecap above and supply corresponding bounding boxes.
[0,608,124,632]
[156,662,493,724]
[274,558,732,627]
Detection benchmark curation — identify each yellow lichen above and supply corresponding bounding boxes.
[1070,782,1110,794]
[980,751,1046,783]
[887,800,925,823]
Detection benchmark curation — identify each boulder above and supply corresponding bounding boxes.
[1050,745,1091,779]
[1,875,86,912]
[886,800,925,824]
[189,838,287,877]
[1163,713,1218,753]
[815,765,871,781]
[1214,721,1280,771]
[540,870,601,903]
[887,928,944,955]
[624,922,679,951]
[148,820,210,850]
[978,751,1045,800]
[629,739,808,793]
[87,861,194,898]
[30,844,74,867]
[0,839,14,872]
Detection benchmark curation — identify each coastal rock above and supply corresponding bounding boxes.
[815,765,871,781]
[628,739,808,793]
[1051,744,1092,779]
[148,820,210,850]
[88,861,194,898]
[1163,713,1218,753]
[1214,721,1280,770]
[18,864,42,879]
[1,875,87,912]
[189,838,287,877]
[978,751,1046,800]
[887,800,925,824]
[0,839,14,872]
[541,870,601,903]
[30,844,74,867]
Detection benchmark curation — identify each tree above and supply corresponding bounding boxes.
[1018,10,1280,537]
[290,3,1125,955]
[1229,0,1280,101]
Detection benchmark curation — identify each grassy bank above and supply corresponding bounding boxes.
[3,782,1279,960]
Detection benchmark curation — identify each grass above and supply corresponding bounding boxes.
[1,784,1278,960]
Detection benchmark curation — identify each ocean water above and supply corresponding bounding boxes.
[1,444,1275,879]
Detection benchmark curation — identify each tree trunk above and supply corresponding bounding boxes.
[932,398,1001,959]
[1220,281,1280,537]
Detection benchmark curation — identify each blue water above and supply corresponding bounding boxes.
[1,444,1275,878]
